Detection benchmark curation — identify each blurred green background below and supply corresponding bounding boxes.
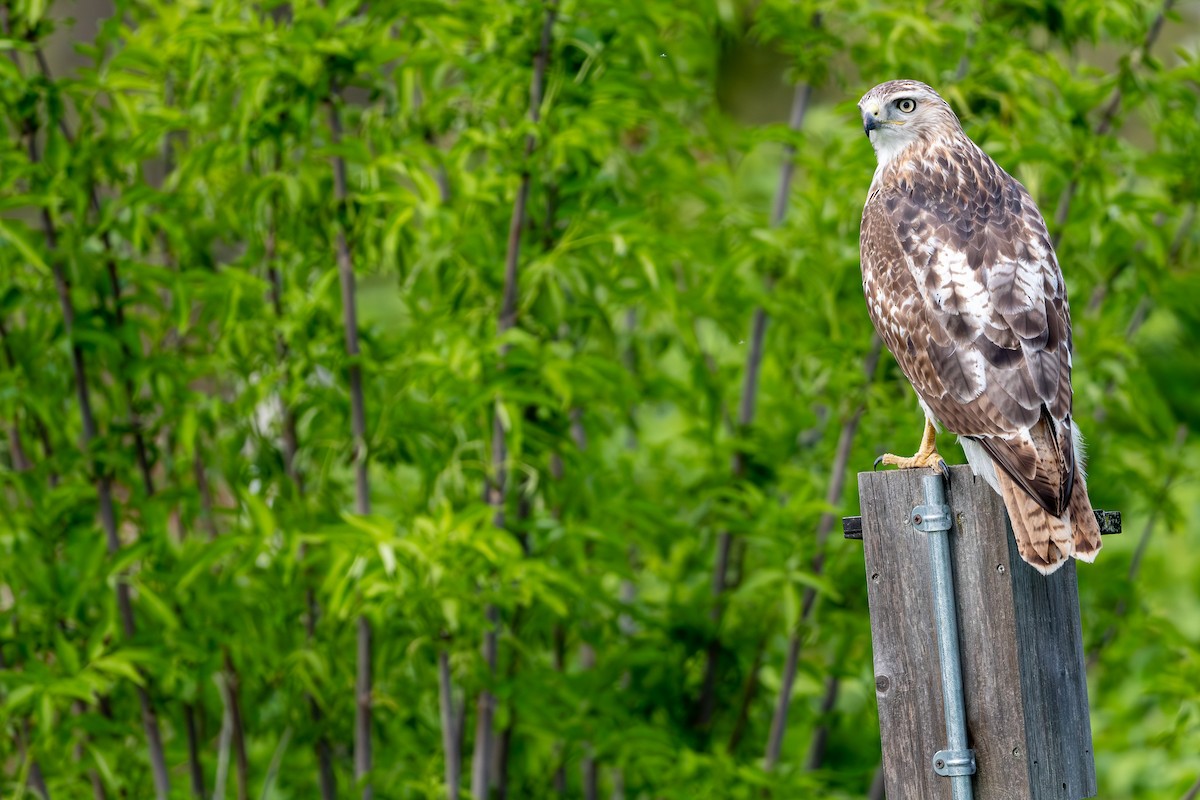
[2,0,1199,798]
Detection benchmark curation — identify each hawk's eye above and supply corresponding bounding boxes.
[897,98,916,113]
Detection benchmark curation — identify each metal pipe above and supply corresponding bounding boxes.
[914,473,975,800]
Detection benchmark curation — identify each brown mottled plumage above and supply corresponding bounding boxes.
[857,80,1101,574]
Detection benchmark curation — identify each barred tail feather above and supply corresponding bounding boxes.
[995,467,1072,575]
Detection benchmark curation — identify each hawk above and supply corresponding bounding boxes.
[857,80,1101,574]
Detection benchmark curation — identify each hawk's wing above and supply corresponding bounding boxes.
[860,142,1076,516]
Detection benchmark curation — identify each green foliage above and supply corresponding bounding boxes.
[0,0,1198,798]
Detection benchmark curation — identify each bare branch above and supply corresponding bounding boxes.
[470,605,500,798]
[439,650,461,799]
[225,652,251,800]
[328,79,375,800]
[804,676,839,770]
[215,674,234,800]
[474,5,558,794]
[184,703,207,798]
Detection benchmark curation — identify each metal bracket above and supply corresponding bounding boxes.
[912,503,952,532]
[932,748,977,777]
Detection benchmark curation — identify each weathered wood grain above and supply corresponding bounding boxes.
[858,465,1097,800]
[1008,525,1097,798]
[859,467,947,800]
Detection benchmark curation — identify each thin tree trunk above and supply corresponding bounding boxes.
[725,634,767,752]
[471,606,500,798]
[21,23,201,796]
[540,413,593,789]
[421,100,463,800]
[804,676,839,770]
[763,630,802,770]
[185,702,207,798]
[455,693,468,788]
[474,5,558,796]
[328,81,374,800]
[579,643,597,800]
[552,625,568,795]
[1,24,171,794]
[99,219,209,792]
[496,713,515,800]
[439,650,462,799]
[765,339,881,771]
[492,585,529,798]
[312,693,337,800]
[102,186,205,800]
[356,615,373,798]
[215,674,235,800]
[695,77,814,732]
[225,653,251,800]
[149,210,215,793]
[18,722,50,799]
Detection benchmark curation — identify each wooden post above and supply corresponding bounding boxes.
[851,465,1111,800]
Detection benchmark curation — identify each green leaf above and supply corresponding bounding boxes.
[0,218,50,275]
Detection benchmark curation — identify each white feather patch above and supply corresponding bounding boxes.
[1071,419,1087,480]
[868,126,922,170]
[926,247,989,328]
[960,436,1001,496]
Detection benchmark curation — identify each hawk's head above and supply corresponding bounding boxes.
[858,80,963,167]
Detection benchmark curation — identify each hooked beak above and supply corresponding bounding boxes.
[861,104,882,136]
[863,115,880,136]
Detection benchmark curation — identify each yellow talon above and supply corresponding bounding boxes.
[873,419,947,475]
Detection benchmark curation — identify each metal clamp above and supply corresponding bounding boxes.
[932,748,977,777]
[911,503,952,532]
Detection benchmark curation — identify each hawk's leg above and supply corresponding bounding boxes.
[873,419,948,475]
